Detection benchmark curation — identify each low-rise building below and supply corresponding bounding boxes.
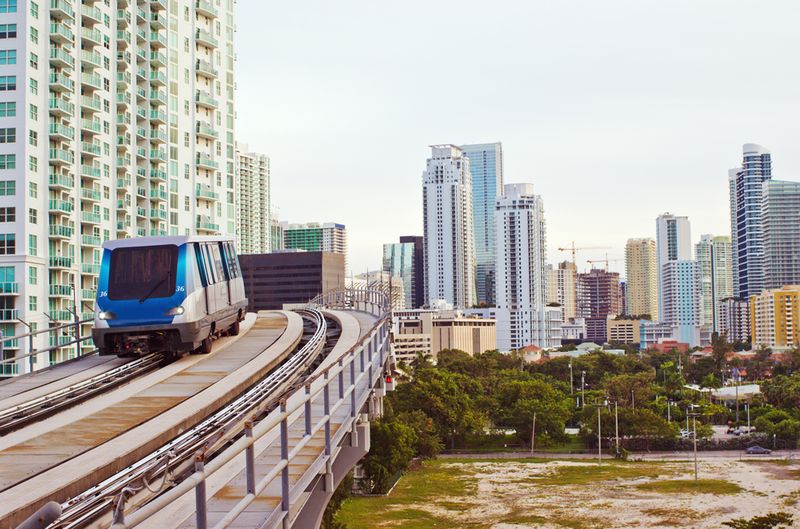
[561,318,587,342]
[750,285,800,350]
[606,316,643,345]
[391,308,496,364]
[639,321,676,350]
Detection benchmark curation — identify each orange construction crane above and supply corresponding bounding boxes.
[557,242,610,265]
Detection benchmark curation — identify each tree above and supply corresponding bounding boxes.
[492,377,573,445]
[397,410,443,459]
[602,371,656,408]
[723,512,793,529]
[754,410,800,441]
[712,332,732,370]
[761,374,800,410]
[359,416,417,493]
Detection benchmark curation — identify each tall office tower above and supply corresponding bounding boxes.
[399,235,424,308]
[577,268,621,342]
[235,143,270,254]
[545,260,577,320]
[494,183,552,349]
[625,238,658,320]
[382,240,416,309]
[717,297,750,344]
[729,143,772,298]
[661,260,701,346]
[762,179,800,289]
[283,222,347,255]
[0,0,236,372]
[422,145,475,308]
[655,213,692,319]
[461,142,503,305]
[695,235,732,332]
[750,285,800,350]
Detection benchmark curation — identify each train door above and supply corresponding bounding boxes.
[200,243,218,315]
[219,242,235,305]
[208,243,229,310]
[194,242,211,316]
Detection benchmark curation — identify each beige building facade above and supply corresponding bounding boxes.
[625,238,658,320]
[391,308,496,364]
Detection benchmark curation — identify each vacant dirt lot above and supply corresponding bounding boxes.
[337,457,800,528]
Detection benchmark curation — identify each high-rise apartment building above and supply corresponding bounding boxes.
[283,222,347,255]
[494,183,553,350]
[762,179,800,290]
[655,213,692,319]
[545,260,577,320]
[422,145,475,308]
[269,211,283,252]
[235,143,270,254]
[695,235,732,332]
[717,297,750,344]
[577,268,622,343]
[1,0,235,371]
[625,238,658,319]
[729,143,772,299]
[460,142,503,305]
[660,260,701,346]
[382,240,416,309]
[750,285,800,350]
[399,235,423,309]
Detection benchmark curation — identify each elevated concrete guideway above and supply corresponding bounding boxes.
[0,311,305,529]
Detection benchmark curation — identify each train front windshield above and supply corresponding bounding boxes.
[108,245,178,301]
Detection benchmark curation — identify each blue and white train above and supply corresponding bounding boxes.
[92,235,248,357]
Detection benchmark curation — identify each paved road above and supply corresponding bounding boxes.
[439,449,798,462]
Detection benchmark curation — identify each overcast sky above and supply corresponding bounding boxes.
[235,1,800,276]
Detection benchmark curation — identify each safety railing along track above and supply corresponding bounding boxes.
[43,309,329,529]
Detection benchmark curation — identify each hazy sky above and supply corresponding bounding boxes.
[235,1,800,276]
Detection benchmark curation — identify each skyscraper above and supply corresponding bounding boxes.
[235,144,270,254]
[625,238,658,320]
[750,285,800,350]
[399,236,424,309]
[422,145,475,308]
[0,0,236,367]
[545,261,577,320]
[461,142,503,306]
[495,183,552,350]
[577,269,622,343]
[655,213,692,319]
[729,143,772,299]
[761,179,800,289]
[382,241,416,309]
[695,235,732,332]
[660,260,701,346]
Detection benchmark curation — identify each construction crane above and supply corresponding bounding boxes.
[586,257,622,271]
[557,242,610,265]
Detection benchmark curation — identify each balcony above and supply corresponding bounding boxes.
[49,73,74,92]
[81,28,103,47]
[152,208,167,220]
[195,28,218,48]
[81,50,103,69]
[81,141,102,157]
[49,148,74,165]
[81,234,101,246]
[116,92,131,107]
[49,256,73,269]
[149,89,167,106]
[151,0,167,12]
[0,308,18,321]
[49,48,75,68]
[49,97,75,116]
[0,282,18,294]
[117,72,131,86]
[136,126,146,139]
[49,198,74,213]
[81,211,101,224]
[81,5,103,24]
[136,206,146,217]
[196,153,218,170]
[81,118,102,134]
[150,188,167,201]
[116,30,131,48]
[149,51,167,67]
[150,149,166,162]
[80,187,101,201]
[196,184,219,201]
[195,91,218,109]
[117,50,132,65]
[149,229,167,237]
[150,169,167,182]
[49,224,74,238]
[117,176,132,188]
[81,95,103,113]
[49,173,74,189]
[82,263,101,275]
[196,218,219,232]
[49,22,74,44]
[149,128,167,143]
[149,110,167,124]
[149,70,167,86]
[117,9,131,27]
[117,112,131,125]
[149,12,166,29]
[195,121,218,139]
[81,288,96,300]
[195,0,218,18]
[195,59,218,79]
[80,164,102,179]
[149,31,167,48]
[81,73,103,91]
[49,284,72,297]
[49,123,74,141]
[50,0,75,19]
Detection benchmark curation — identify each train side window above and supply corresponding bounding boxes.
[218,242,232,280]
[194,243,208,287]
[210,244,225,281]
[202,243,217,284]
[223,242,239,278]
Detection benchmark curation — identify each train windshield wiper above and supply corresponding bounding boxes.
[139,272,171,303]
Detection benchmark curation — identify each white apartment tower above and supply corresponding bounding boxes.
[495,183,552,350]
[422,145,475,309]
[0,0,236,372]
[695,234,732,332]
[235,143,270,254]
[545,260,577,320]
[655,213,692,319]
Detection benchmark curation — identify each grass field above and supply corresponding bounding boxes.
[336,458,800,528]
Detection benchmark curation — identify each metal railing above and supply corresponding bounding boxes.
[108,289,391,529]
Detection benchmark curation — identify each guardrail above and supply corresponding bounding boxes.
[108,288,391,529]
[0,314,95,376]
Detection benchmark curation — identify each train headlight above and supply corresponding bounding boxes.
[98,311,116,320]
[165,306,185,316]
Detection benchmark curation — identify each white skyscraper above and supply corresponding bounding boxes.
[695,234,732,332]
[762,179,800,289]
[0,0,236,372]
[495,183,553,350]
[655,213,692,319]
[422,145,475,309]
[235,143,270,254]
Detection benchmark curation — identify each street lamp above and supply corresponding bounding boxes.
[593,398,608,466]
[581,370,586,409]
[569,360,574,396]
[687,404,700,481]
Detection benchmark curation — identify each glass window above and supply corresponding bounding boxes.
[28,266,35,285]
[0,49,16,64]
[28,52,35,68]
[0,0,16,13]
[0,102,15,116]
[0,128,14,143]
[28,130,35,146]
[28,181,36,198]
[29,1,36,17]
[29,27,36,44]
[108,245,178,301]
[0,180,14,195]
[28,295,36,312]
[27,155,35,171]
[0,75,16,90]
[28,208,35,224]
[0,24,16,39]
[28,104,35,120]
[27,234,35,256]
[0,154,15,169]
[0,233,15,255]
[0,207,13,222]
[28,78,36,94]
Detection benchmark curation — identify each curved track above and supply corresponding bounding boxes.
[46,309,335,529]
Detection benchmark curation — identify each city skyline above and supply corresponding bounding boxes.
[235,1,800,275]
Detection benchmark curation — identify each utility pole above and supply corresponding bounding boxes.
[581,370,586,408]
[530,412,536,456]
[746,403,750,431]
[614,401,620,456]
[692,414,698,481]
[667,400,671,422]
[597,404,602,466]
[569,361,574,396]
